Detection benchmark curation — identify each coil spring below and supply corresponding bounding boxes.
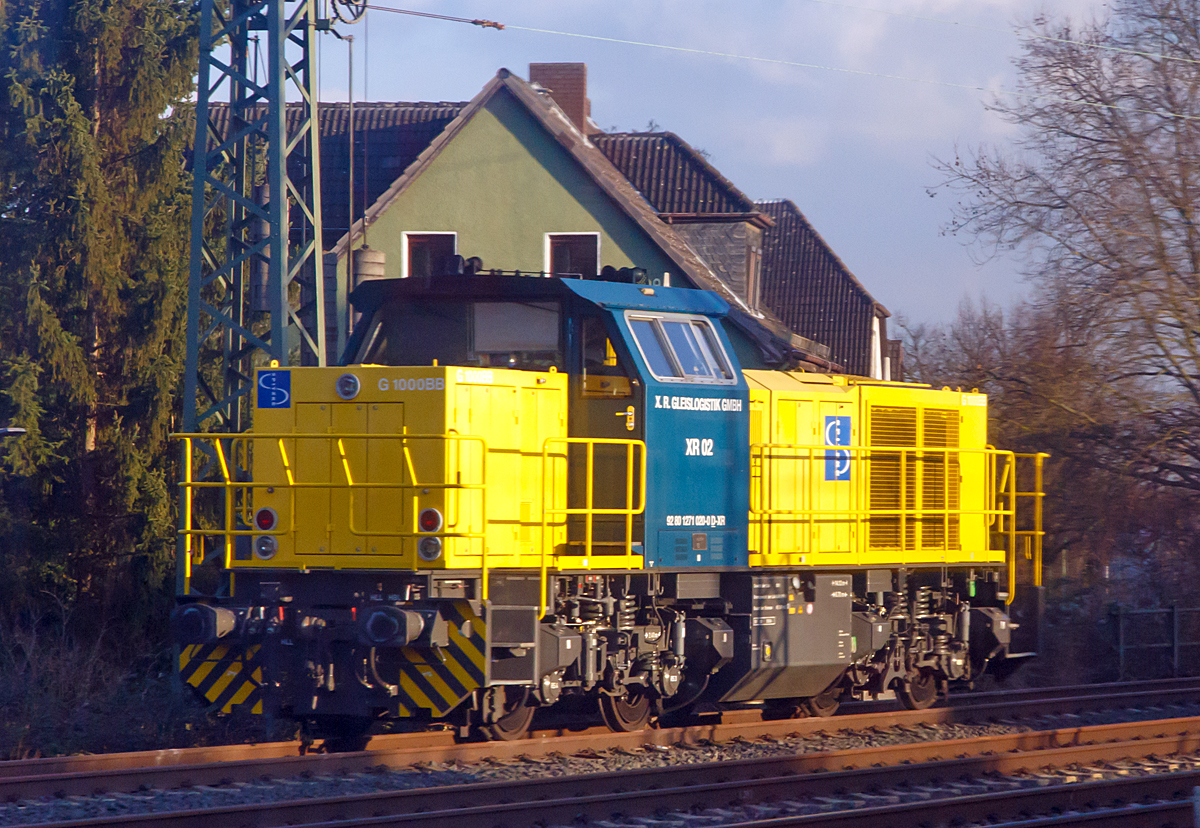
[578,601,603,621]
[913,586,932,619]
[616,597,637,630]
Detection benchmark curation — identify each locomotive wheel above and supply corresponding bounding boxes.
[762,698,803,720]
[897,670,939,710]
[803,686,842,718]
[600,687,652,732]
[312,716,374,752]
[482,687,535,741]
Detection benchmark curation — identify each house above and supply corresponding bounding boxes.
[590,130,893,377]
[314,67,819,373]
[263,63,895,376]
[592,131,771,315]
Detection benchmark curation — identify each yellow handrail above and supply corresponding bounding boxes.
[538,437,646,617]
[335,432,491,597]
[1014,451,1049,590]
[331,434,488,539]
[749,442,1047,603]
[174,431,489,592]
[1005,449,1017,604]
[182,438,194,583]
[749,443,1016,523]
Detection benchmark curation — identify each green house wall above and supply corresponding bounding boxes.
[340,87,682,286]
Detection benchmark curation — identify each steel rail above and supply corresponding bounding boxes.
[845,673,1200,714]
[4,676,1200,800]
[958,802,1189,828]
[687,771,1199,827]
[23,716,1200,827]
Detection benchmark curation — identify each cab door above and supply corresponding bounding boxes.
[565,314,643,559]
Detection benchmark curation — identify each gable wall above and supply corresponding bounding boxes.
[340,88,682,289]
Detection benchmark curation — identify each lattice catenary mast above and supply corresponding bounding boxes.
[181,0,331,592]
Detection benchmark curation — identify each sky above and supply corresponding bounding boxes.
[309,0,1106,327]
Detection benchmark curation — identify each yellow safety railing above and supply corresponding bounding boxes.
[538,437,647,616]
[1006,452,1049,602]
[749,444,1048,604]
[174,431,488,594]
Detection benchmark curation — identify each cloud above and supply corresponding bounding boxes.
[319,0,1109,322]
[745,116,834,168]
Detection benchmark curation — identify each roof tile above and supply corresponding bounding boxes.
[756,199,880,375]
[593,132,757,215]
[205,101,466,246]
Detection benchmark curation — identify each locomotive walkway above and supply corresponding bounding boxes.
[5,678,1200,826]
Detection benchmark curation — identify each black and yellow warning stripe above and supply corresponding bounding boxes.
[179,643,264,714]
[390,600,487,716]
[179,600,490,720]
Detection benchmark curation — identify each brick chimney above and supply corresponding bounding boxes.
[528,63,592,133]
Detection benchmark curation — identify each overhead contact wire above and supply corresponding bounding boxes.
[359,5,502,29]
[362,4,1200,123]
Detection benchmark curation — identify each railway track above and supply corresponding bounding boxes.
[0,672,1195,820]
[5,676,1200,798]
[17,712,1200,827]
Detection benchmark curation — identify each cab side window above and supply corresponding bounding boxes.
[627,319,676,377]
[661,320,716,378]
[581,316,632,397]
[626,313,735,384]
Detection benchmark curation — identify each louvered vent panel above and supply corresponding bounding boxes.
[868,407,917,549]
[921,408,961,549]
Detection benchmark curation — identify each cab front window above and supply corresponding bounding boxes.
[354,299,564,371]
[625,312,735,385]
[628,319,677,378]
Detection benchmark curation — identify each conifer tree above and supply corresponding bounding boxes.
[0,0,197,630]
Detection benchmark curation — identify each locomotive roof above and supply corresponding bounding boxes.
[342,274,833,370]
[348,275,731,317]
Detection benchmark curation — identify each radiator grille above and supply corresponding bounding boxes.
[868,406,961,551]
[921,408,961,549]
[868,407,917,550]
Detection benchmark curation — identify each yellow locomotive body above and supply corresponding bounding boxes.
[746,372,1006,569]
[248,365,569,572]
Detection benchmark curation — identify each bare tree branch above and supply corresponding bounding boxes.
[934,0,1200,493]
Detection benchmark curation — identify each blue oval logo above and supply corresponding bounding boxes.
[258,370,291,409]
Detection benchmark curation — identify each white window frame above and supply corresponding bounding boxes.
[623,311,737,386]
[400,231,457,279]
[544,232,601,277]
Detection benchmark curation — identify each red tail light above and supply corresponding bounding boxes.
[255,507,278,531]
[418,508,442,533]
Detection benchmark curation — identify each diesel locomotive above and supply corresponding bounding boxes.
[172,269,1046,744]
